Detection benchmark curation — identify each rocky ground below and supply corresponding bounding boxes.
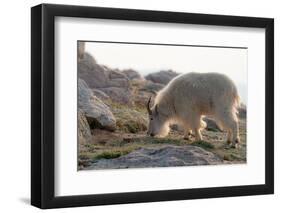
[77,42,247,170]
[78,119,246,170]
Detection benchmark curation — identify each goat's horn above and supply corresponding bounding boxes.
[147,96,152,115]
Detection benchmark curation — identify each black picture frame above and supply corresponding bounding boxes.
[31,3,274,209]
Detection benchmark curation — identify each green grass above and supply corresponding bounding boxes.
[79,143,139,162]
[147,138,184,145]
[94,150,131,160]
[222,153,245,161]
[191,140,215,149]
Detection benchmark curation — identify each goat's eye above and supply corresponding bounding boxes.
[150,118,153,121]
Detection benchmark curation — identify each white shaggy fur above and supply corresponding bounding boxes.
[147,72,240,147]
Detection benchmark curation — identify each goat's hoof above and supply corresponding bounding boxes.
[230,143,237,149]
[231,140,240,149]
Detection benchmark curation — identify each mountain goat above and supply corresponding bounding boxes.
[147,72,240,148]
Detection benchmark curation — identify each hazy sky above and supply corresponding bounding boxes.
[85,42,247,104]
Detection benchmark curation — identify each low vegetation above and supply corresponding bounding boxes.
[192,140,215,149]
[104,99,148,133]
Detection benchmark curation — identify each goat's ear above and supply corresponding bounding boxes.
[147,96,152,115]
[156,104,170,117]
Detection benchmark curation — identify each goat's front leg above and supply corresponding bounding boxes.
[184,129,193,140]
[194,128,203,141]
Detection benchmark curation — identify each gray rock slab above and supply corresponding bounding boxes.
[85,145,222,170]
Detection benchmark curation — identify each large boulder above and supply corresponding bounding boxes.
[78,52,133,104]
[78,53,108,88]
[85,145,222,169]
[78,109,92,144]
[145,70,179,85]
[78,79,116,131]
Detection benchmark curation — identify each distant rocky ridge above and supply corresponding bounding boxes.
[145,69,179,84]
[122,69,144,81]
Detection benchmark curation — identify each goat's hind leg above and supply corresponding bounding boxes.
[193,129,203,141]
[183,121,193,140]
[184,129,193,140]
[218,112,240,148]
[191,117,203,141]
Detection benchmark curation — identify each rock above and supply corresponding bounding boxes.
[78,52,130,89]
[92,89,110,101]
[78,109,92,144]
[107,69,131,89]
[78,109,92,154]
[78,52,107,88]
[78,79,116,131]
[85,145,222,169]
[203,117,222,132]
[238,103,247,119]
[100,87,132,104]
[122,69,144,80]
[108,69,127,80]
[78,52,133,104]
[140,81,164,93]
[78,159,92,168]
[145,70,179,85]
